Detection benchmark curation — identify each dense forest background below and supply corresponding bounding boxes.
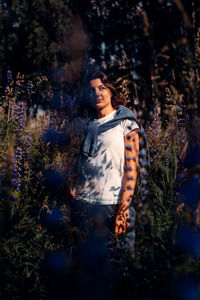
[1,0,200,115]
[0,0,200,299]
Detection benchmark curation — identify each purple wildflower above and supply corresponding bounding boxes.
[7,70,13,82]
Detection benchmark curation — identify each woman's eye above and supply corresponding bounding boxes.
[99,86,105,91]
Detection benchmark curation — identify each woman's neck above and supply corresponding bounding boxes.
[97,106,115,119]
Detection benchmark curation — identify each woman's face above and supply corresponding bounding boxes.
[88,78,113,111]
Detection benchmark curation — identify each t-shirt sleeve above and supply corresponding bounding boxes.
[121,119,139,136]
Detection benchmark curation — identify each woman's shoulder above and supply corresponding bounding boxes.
[120,118,139,136]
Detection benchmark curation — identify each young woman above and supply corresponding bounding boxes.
[70,71,140,253]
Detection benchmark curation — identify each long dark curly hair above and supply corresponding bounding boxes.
[78,71,126,117]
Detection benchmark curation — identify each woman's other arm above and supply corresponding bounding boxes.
[114,129,139,235]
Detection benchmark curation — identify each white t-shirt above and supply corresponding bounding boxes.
[73,109,139,205]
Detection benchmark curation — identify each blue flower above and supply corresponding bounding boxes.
[176,225,200,257]
[43,250,69,274]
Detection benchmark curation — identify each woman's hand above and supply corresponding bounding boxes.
[114,207,130,235]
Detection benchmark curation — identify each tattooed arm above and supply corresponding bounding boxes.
[114,129,139,235]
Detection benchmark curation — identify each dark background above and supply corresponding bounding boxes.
[0,0,199,114]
